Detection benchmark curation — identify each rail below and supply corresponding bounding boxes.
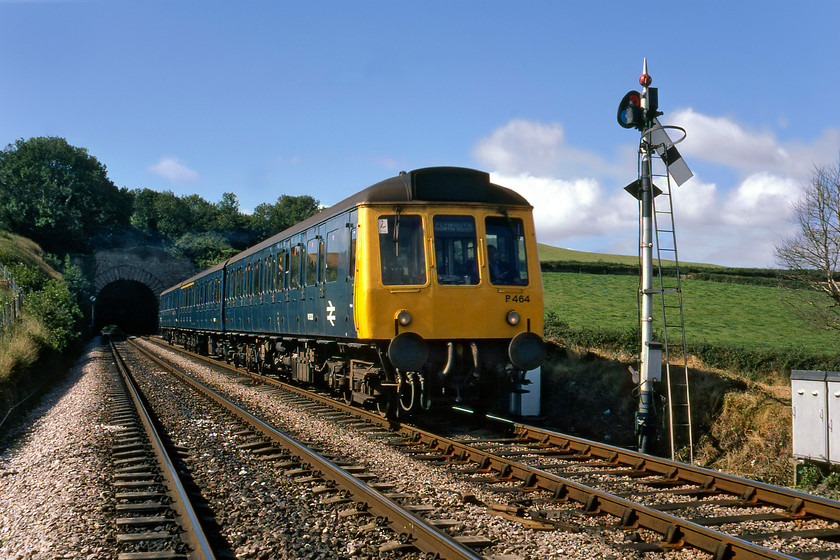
[108,339,218,559]
[143,336,839,559]
[129,337,484,560]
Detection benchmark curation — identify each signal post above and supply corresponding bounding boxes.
[618,60,691,455]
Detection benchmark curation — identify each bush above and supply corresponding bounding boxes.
[25,279,82,351]
[2,261,83,352]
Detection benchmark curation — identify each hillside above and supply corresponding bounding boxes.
[535,243,836,487]
[537,243,836,356]
[0,234,80,428]
[537,243,724,269]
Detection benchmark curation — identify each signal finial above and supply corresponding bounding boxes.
[639,57,652,87]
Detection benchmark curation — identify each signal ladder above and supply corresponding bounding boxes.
[645,148,693,463]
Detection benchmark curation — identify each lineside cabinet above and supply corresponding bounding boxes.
[791,370,840,464]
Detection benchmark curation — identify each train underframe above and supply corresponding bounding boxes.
[163,328,528,417]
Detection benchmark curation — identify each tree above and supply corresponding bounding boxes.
[775,158,840,332]
[251,194,321,239]
[0,137,130,253]
[215,192,245,232]
[169,231,238,269]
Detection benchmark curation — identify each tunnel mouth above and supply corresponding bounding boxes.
[94,279,158,335]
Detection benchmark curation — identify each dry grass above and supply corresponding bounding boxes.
[0,313,50,385]
[695,389,793,486]
[0,231,60,280]
[541,342,795,485]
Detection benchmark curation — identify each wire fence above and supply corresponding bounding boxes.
[1,264,23,331]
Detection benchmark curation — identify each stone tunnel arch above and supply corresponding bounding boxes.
[90,250,196,335]
[94,264,167,298]
[94,279,159,334]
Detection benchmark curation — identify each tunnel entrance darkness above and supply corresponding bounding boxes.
[94,279,159,334]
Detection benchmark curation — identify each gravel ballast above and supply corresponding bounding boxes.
[0,339,114,559]
[1,336,775,559]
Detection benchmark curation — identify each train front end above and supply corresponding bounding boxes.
[353,168,545,415]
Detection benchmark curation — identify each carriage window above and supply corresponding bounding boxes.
[326,230,339,283]
[277,250,286,290]
[485,216,529,286]
[433,215,479,285]
[290,246,301,289]
[378,214,426,285]
[306,239,319,285]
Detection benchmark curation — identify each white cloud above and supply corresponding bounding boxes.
[148,157,199,183]
[474,113,840,267]
[721,172,798,226]
[474,119,615,179]
[671,109,840,182]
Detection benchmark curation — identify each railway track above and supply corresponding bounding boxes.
[137,336,840,559]
[120,336,487,559]
[106,338,218,559]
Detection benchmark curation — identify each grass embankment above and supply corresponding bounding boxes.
[536,244,837,487]
[0,233,77,426]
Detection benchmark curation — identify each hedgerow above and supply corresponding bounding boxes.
[544,311,840,383]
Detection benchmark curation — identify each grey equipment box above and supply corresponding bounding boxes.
[826,371,840,464]
[791,370,828,461]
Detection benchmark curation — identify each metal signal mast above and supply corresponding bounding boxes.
[618,59,694,460]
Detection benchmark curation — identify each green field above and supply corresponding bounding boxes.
[539,246,838,355]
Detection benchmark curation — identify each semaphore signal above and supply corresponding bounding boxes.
[618,59,694,461]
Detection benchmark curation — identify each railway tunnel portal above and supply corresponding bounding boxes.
[90,248,196,334]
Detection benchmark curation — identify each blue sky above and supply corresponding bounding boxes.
[1,1,838,267]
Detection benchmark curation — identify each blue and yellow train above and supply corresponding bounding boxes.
[159,167,545,416]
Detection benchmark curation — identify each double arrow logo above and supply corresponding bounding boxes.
[326,301,336,327]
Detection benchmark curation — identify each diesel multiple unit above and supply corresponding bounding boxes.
[159,167,545,416]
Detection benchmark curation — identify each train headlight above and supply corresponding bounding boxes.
[396,310,412,326]
[506,310,521,326]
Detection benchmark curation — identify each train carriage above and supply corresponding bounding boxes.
[160,167,545,416]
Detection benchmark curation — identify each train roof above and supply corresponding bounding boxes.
[160,259,226,297]
[229,167,531,262]
[163,167,532,287]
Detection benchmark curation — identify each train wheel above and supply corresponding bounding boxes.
[376,397,396,418]
[375,386,398,418]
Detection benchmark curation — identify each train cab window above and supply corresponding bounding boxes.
[378,214,426,285]
[433,215,479,285]
[485,216,529,286]
[326,230,339,283]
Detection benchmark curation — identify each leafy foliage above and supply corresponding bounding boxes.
[3,260,82,352]
[0,137,131,253]
[126,188,321,268]
[168,231,239,269]
[25,278,82,351]
[251,194,320,239]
